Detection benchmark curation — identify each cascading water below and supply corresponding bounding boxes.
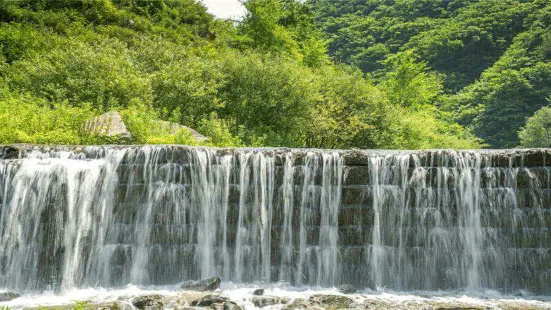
[0,145,550,295]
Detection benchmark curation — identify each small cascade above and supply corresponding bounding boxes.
[0,146,550,294]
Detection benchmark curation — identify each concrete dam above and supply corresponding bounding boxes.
[0,145,550,295]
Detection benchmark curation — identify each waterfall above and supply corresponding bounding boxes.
[0,146,550,294]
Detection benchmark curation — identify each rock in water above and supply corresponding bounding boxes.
[83,111,133,143]
[252,288,265,296]
[223,301,243,310]
[132,294,163,309]
[190,294,229,307]
[180,277,221,291]
[251,296,291,308]
[338,284,357,294]
[0,292,20,302]
[309,294,355,309]
[0,146,19,160]
[282,298,311,310]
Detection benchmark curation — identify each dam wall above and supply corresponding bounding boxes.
[0,145,550,293]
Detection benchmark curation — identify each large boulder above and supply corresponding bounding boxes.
[131,294,163,309]
[0,291,20,302]
[157,120,208,142]
[252,288,265,296]
[84,111,132,143]
[180,277,221,291]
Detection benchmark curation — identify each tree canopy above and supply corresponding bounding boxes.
[1,0,518,149]
[309,0,551,148]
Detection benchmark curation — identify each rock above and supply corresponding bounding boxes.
[309,294,355,309]
[180,277,221,291]
[92,301,130,310]
[190,294,228,307]
[0,146,19,160]
[0,291,20,302]
[435,307,484,310]
[338,284,357,294]
[363,299,394,309]
[84,111,132,143]
[132,294,163,309]
[156,120,208,142]
[251,296,290,308]
[282,298,316,310]
[223,301,243,310]
[342,150,368,166]
[252,288,265,296]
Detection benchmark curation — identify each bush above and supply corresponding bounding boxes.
[5,40,151,110]
[0,94,94,144]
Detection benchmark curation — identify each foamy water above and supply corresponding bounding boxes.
[2,283,551,309]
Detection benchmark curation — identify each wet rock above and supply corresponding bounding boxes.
[343,150,368,166]
[338,284,357,294]
[0,291,20,302]
[84,111,132,143]
[173,292,211,308]
[132,294,163,309]
[251,296,291,308]
[0,146,19,159]
[343,166,370,186]
[252,288,265,296]
[190,294,228,307]
[282,298,319,310]
[181,277,221,291]
[223,301,243,310]
[309,294,355,309]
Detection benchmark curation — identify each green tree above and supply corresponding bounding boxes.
[519,105,551,148]
[304,66,384,148]
[239,0,328,66]
[382,51,442,107]
[239,0,299,54]
[218,52,314,147]
[151,57,224,126]
[5,40,151,110]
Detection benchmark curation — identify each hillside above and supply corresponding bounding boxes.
[310,0,551,148]
[0,0,485,149]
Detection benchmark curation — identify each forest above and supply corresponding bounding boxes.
[0,0,549,149]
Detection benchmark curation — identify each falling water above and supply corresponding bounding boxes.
[0,146,550,295]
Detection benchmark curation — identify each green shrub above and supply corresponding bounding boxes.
[0,94,94,144]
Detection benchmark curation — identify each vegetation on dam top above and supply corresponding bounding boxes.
[0,0,550,149]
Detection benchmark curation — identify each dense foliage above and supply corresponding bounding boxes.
[0,0,483,148]
[519,105,551,148]
[310,0,551,148]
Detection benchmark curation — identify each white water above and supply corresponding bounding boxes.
[0,146,550,301]
[2,284,551,309]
